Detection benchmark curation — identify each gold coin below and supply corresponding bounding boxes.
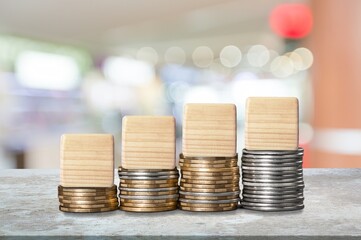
[178,204,238,212]
[179,159,238,165]
[180,186,239,193]
[179,202,238,208]
[180,183,239,189]
[118,167,178,172]
[58,185,116,193]
[58,195,117,201]
[181,170,239,176]
[181,175,239,180]
[59,198,118,205]
[59,205,118,213]
[119,183,177,189]
[119,190,178,196]
[120,198,178,204]
[119,179,178,185]
[180,194,239,201]
[179,162,238,168]
[120,202,177,208]
[119,205,176,212]
[180,166,239,172]
[58,191,117,197]
[60,202,119,209]
[180,154,238,161]
[180,178,239,185]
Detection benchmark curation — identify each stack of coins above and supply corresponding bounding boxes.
[180,104,240,212]
[118,168,179,212]
[58,185,119,213]
[241,149,304,211]
[178,154,240,212]
[119,116,178,212]
[59,134,118,213]
[242,97,304,212]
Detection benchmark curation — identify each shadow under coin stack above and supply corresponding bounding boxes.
[179,104,240,212]
[118,116,178,212]
[58,134,118,213]
[242,97,305,211]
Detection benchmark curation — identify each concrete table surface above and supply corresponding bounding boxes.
[0,169,360,239]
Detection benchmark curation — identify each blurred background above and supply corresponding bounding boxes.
[0,0,360,169]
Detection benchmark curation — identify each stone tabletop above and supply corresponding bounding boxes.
[0,169,361,238]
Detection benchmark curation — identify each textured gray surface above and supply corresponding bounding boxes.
[0,169,360,237]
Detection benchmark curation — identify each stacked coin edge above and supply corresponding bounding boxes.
[58,185,119,213]
[118,167,179,212]
[241,148,305,212]
[178,154,241,212]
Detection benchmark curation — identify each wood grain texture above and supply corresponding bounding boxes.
[245,97,299,150]
[182,104,237,157]
[121,116,175,169]
[60,134,114,187]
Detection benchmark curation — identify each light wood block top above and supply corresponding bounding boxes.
[121,116,176,169]
[182,103,237,157]
[60,134,114,187]
[245,97,299,150]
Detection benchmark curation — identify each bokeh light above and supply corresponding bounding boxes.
[136,47,159,65]
[164,47,186,65]
[220,45,242,68]
[192,46,214,68]
[247,45,270,68]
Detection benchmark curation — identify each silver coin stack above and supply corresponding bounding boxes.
[118,167,179,212]
[241,148,305,211]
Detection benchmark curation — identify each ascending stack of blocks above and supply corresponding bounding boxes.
[241,97,305,211]
[118,116,179,212]
[58,134,118,213]
[58,97,304,213]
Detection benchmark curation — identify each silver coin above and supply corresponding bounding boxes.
[179,198,239,204]
[241,201,301,207]
[119,175,179,180]
[241,161,303,167]
[241,157,303,164]
[242,189,303,196]
[242,173,303,180]
[242,165,301,171]
[243,180,304,187]
[242,154,303,160]
[243,193,303,199]
[118,187,178,192]
[242,176,303,183]
[179,190,240,197]
[242,197,304,204]
[242,204,304,212]
[243,148,303,156]
[118,194,179,200]
[243,184,305,191]
[242,169,303,175]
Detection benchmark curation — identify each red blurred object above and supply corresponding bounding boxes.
[269,4,313,39]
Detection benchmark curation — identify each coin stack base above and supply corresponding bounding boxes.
[58,185,119,213]
[118,168,179,212]
[241,148,305,212]
[179,154,240,212]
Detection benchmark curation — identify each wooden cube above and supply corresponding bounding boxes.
[245,97,299,150]
[183,103,237,157]
[121,116,175,169]
[60,134,114,187]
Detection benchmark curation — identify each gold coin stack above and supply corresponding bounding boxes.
[178,154,240,212]
[118,167,179,212]
[58,185,119,213]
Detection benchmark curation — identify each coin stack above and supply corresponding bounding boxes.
[119,116,178,212]
[242,97,305,211]
[58,185,119,213]
[179,104,240,212]
[118,168,179,212]
[58,134,118,213]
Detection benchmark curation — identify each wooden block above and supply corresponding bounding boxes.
[183,104,237,157]
[60,134,114,187]
[121,116,175,169]
[245,97,299,150]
